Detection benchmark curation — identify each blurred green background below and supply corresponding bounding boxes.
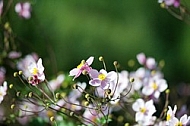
[10,0,190,85]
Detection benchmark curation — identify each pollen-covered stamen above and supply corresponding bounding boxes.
[32,67,38,75]
[176,122,182,126]
[151,82,158,90]
[140,107,146,113]
[77,60,85,69]
[98,73,106,80]
[166,114,171,121]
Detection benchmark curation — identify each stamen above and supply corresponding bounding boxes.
[77,60,85,69]
[98,73,106,80]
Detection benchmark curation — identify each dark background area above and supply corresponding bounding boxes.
[9,0,190,87]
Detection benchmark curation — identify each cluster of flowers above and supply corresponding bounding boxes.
[6,52,189,125]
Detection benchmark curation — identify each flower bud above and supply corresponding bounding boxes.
[72,84,78,89]
[28,92,33,98]
[50,116,55,122]
[70,112,74,116]
[13,72,18,77]
[16,91,20,97]
[165,89,170,94]
[11,104,15,109]
[99,56,104,61]
[9,84,13,89]
[18,71,23,75]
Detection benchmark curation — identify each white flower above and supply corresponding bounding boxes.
[0,81,7,104]
[142,78,168,98]
[132,99,156,125]
[28,58,45,85]
[166,105,177,122]
[48,74,65,91]
[169,114,190,126]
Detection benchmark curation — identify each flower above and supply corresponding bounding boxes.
[158,0,180,8]
[69,56,94,80]
[136,53,157,69]
[136,53,146,65]
[17,53,38,78]
[8,51,22,59]
[132,98,156,125]
[0,81,7,104]
[89,69,117,89]
[142,78,168,99]
[15,2,31,19]
[28,58,45,85]
[168,114,190,126]
[48,74,65,91]
[166,105,177,123]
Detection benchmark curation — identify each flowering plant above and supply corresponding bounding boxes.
[0,0,190,126]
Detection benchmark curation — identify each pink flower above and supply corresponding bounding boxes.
[89,69,117,89]
[137,53,146,65]
[17,53,38,78]
[136,53,157,70]
[69,56,94,80]
[158,0,180,8]
[28,58,45,85]
[15,2,31,19]
[8,51,22,59]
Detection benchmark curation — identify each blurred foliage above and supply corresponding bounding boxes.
[7,0,190,85]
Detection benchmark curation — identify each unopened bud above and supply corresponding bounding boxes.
[9,84,13,89]
[50,116,55,122]
[113,61,118,66]
[18,71,23,75]
[85,94,90,99]
[165,89,170,94]
[124,123,129,126]
[28,76,33,81]
[83,101,89,106]
[28,92,33,98]
[11,104,15,109]
[99,56,104,61]
[160,3,166,8]
[13,72,18,77]
[70,112,74,116]
[72,84,78,89]
[16,91,20,97]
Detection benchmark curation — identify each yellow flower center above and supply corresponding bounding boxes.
[166,114,171,121]
[151,82,158,90]
[98,74,106,80]
[175,122,182,126]
[140,107,146,113]
[32,68,38,75]
[77,60,85,69]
